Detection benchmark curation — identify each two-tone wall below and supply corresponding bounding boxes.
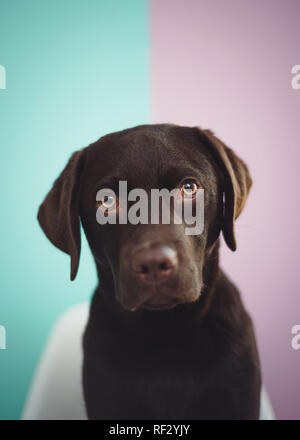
[0,0,299,420]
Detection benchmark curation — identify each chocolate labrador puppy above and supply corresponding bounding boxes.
[38,124,261,420]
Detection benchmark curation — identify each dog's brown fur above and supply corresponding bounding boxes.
[38,124,261,419]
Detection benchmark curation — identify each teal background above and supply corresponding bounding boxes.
[0,0,149,420]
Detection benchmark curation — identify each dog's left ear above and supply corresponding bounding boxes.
[196,128,252,251]
[38,149,87,280]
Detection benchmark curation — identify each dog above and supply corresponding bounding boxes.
[38,123,261,420]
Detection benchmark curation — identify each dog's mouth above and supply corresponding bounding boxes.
[119,281,201,312]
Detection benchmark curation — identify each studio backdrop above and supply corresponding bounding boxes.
[0,0,299,420]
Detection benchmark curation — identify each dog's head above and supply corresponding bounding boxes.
[38,124,251,311]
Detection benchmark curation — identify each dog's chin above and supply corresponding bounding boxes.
[141,300,180,311]
[120,298,180,312]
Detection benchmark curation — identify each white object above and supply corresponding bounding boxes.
[22,303,275,420]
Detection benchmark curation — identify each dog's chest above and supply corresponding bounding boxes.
[85,347,200,419]
[83,332,222,420]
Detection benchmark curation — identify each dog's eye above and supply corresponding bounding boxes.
[97,195,117,209]
[180,180,199,197]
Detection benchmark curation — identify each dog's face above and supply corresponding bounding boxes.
[38,124,252,312]
[80,126,221,311]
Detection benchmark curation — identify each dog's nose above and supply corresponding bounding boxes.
[132,246,178,284]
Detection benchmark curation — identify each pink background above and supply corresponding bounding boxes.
[150,0,300,419]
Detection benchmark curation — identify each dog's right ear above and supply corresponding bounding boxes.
[37,149,87,281]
